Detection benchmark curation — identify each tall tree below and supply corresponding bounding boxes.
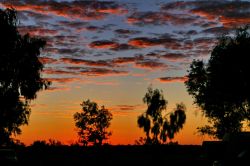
[137,86,186,144]
[0,8,49,146]
[185,26,250,139]
[74,100,113,146]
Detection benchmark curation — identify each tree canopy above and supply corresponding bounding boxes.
[137,86,186,145]
[0,8,49,146]
[74,99,113,146]
[185,26,250,139]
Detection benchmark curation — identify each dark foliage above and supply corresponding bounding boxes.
[137,86,186,144]
[14,145,206,166]
[0,8,49,146]
[74,99,113,146]
[185,26,250,139]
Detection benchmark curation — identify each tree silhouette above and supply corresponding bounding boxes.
[74,99,113,146]
[137,86,186,145]
[185,26,250,139]
[31,140,48,148]
[0,8,50,146]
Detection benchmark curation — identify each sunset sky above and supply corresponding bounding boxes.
[1,0,250,145]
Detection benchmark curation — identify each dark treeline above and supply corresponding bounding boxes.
[14,144,207,166]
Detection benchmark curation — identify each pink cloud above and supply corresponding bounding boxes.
[39,57,58,64]
[128,37,181,49]
[18,26,58,36]
[1,1,127,20]
[61,58,113,67]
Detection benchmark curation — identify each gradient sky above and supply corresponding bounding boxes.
[1,0,250,145]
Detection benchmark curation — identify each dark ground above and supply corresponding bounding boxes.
[12,145,211,166]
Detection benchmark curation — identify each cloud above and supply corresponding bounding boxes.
[202,26,231,35]
[45,77,118,87]
[48,35,80,48]
[47,86,70,92]
[58,20,87,29]
[110,105,139,111]
[161,53,188,62]
[175,30,198,36]
[43,65,129,77]
[18,25,58,36]
[79,68,128,77]
[127,11,198,26]
[111,44,138,51]
[56,48,80,55]
[128,36,181,49]
[46,77,80,83]
[145,51,190,63]
[39,57,58,64]
[127,11,162,25]
[96,7,127,15]
[114,29,140,35]
[182,40,194,50]
[55,20,92,33]
[22,10,53,20]
[111,55,167,70]
[65,65,129,75]
[44,47,58,54]
[161,1,188,10]
[92,81,119,86]
[89,40,138,51]
[57,21,107,33]
[128,37,156,47]
[108,104,145,116]
[112,56,143,65]
[60,55,167,70]
[128,37,165,48]
[60,55,168,70]
[114,29,141,38]
[162,1,250,27]
[192,37,216,49]
[43,68,77,75]
[1,0,127,20]
[190,1,250,27]
[64,66,85,71]
[61,58,113,67]
[85,26,102,31]
[89,40,118,49]
[199,21,218,28]
[158,76,188,83]
[135,60,168,70]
